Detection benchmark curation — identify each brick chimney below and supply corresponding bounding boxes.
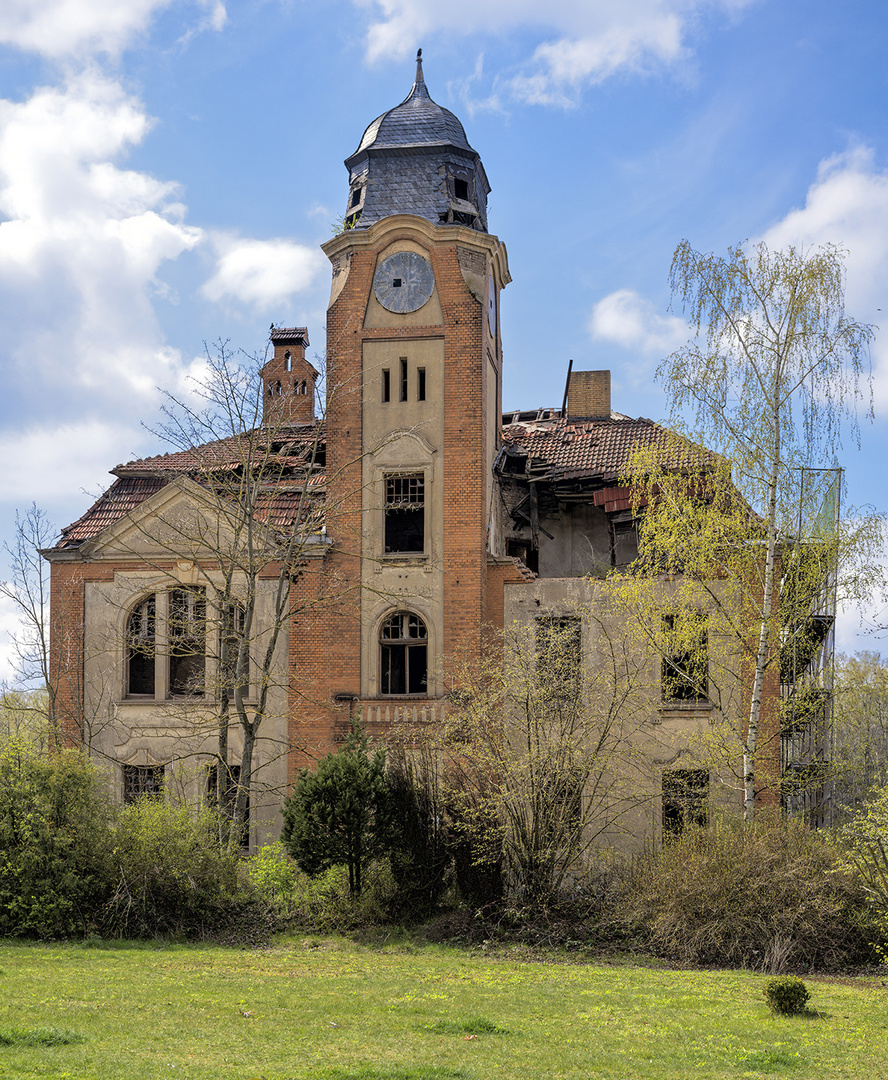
[565,369,611,418]
[261,327,317,426]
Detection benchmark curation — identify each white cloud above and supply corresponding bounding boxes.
[0,0,226,60]
[358,0,755,105]
[0,420,142,503]
[760,146,888,414]
[0,72,208,419]
[0,0,173,59]
[589,288,688,356]
[0,595,23,686]
[201,236,326,311]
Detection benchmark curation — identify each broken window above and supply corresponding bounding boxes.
[349,186,362,208]
[611,518,638,567]
[123,763,164,804]
[168,587,206,697]
[662,769,708,838]
[384,473,425,553]
[536,616,582,697]
[380,611,428,695]
[220,602,249,698]
[661,613,708,703]
[127,594,156,695]
[506,537,538,574]
[453,177,469,201]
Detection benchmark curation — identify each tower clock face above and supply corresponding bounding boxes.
[374,251,435,313]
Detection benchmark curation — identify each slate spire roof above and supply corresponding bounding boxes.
[352,50,473,156]
[343,50,490,232]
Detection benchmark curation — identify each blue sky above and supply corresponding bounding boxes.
[0,0,886,674]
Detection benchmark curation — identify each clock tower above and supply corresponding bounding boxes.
[294,53,512,757]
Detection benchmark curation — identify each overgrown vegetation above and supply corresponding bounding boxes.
[615,811,875,971]
[0,739,254,941]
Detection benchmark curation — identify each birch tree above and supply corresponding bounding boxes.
[659,240,874,819]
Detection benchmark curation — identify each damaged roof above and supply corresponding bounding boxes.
[54,422,326,550]
[500,413,670,483]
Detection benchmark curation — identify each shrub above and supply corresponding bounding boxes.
[247,842,302,922]
[764,975,811,1015]
[838,781,888,964]
[0,740,113,938]
[101,801,248,939]
[282,721,391,898]
[616,811,874,970]
[387,751,451,917]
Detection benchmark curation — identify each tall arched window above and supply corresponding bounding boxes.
[127,594,156,695]
[380,611,427,696]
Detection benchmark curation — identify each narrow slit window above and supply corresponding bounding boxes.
[382,369,390,403]
[417,367,426,401]
[399,357,408,402]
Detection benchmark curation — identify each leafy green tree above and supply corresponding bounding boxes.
[281,721,390,897]
[833,652,888,816]
[655,240,877,818]
[0,739,112,938]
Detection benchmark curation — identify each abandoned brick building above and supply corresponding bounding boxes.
[45,55,822,848]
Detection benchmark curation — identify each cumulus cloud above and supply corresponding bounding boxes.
[201,236,326,311]
[0,72,205,419]
[0,0,225,60]
[358,0,755,105]
[588,288,688,357]
[760,146,888,413]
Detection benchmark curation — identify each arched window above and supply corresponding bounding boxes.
[127,594,156,695]
[380,611,428,696]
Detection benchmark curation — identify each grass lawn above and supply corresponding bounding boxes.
[0,936,885,1079]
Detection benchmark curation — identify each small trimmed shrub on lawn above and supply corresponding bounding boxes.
[764,976,811,1015]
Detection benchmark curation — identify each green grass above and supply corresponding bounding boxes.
[0,936,885,1079]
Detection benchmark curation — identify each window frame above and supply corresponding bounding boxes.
[379,610,429,697]
[535,615,583,699]
[382,471,426,557]
[661,612,709,704]
[662,768,709,838]
[123,763,164,804]
[123,587,253,703]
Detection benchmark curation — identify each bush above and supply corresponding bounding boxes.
[386,752,451,917]
[764,975,811,1015]
[0,740,113,938]
[282,721,391,898]
[616,812,875,971]
[100,801,249,939]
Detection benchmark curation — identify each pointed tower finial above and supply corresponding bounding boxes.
[415,48,424,84]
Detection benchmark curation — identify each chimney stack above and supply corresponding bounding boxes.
[565,369,611,418]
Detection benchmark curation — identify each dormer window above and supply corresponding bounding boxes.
[454,177,469,201]
[350,187,362,208]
